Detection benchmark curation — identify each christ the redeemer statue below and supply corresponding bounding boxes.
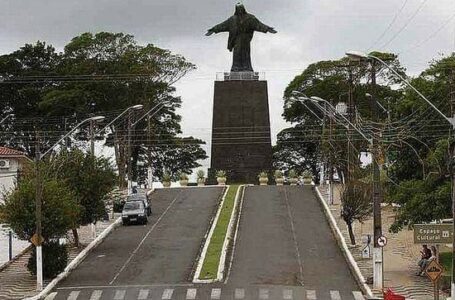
[206,3,277,72]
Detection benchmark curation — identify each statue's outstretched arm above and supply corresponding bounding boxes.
[253,17,277,34]
[206,18,232,36]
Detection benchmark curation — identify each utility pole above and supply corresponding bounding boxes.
[127,110,132,195]
[370,60,383,290]
[347,68,354,182]
[89,118,95,155]
[328,100,334,205]
[147,116,153,190]
[450,68,455,299]
[34,131,43,291]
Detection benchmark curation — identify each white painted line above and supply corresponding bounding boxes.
[89,290,102,300]
[352,291,365,300]
[235,288,245,299]
[67,291,80,300]
[283,289,293,299]
[57,284,193,290]
[211,288,221,299]
[162,289,174,299]
[186,288,197,299]
[138,289,149,300]
[306,290,316,300]
[259,288,269,299]
[330,290,341,300]
[114,290,126,300]
[193,186,230,283]
[44,292,57,300]
[110,191,182,285]
[283,187,304,285]
[225,185,248,284]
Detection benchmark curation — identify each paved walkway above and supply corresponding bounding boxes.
[318,184,447,300]
[0,219,116,300]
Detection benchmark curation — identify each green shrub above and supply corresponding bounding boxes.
[196,169,205,179]
[288,169,298,178]
[162,171,172,182]
[274,170,283,178]
[179,172,189,180]
[28,241,68,279]
[216,170,226,178]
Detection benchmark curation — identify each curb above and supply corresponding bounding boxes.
[315,186,374,298]
[193,186,230,283]
[24,217,122,300]
[217,185,243,280]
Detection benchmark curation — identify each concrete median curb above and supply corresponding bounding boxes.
[315,186,374,298]
[24,217,122,300]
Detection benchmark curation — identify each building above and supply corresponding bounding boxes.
[0,147,28,202]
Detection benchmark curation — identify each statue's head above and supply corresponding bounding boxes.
[235,3,247,16]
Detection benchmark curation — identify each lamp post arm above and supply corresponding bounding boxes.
[132,100,171,127]
[311,99,372,142]
[40,118,93,159]
[95,108,131,135]
[293,97,323,121]
[369,55,454,127]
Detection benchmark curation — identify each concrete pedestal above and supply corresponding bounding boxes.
[209,79,272,183]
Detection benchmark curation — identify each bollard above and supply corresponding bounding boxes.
[8,231,12,261]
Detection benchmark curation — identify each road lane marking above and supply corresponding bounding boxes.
[211,288,221,299]
[306,290,316,300]
[186,288,197,299]
[89,290,102,300]
[114,290,126,299]
[330,290,341,300]
[138,289,149,300]
[282,187,304,285]
[259,288,269,299]
[352,291,365,300]
[57,284,193,289]
[283,289,293,299]
[44,292,57,300]
[67,291,80,300]
[109,191,183,285]
[162,289,174,299]
[235,288,245,299]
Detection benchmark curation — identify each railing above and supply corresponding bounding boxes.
[216,72,266,81]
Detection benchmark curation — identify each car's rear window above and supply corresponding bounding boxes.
[124,202,142,210]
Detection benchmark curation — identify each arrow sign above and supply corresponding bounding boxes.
[377,236,387,247]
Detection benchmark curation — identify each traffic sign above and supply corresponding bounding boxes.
[425,260,444,282]
[414,224,453,244]
[31,233,44,246]
[378,236,387,247]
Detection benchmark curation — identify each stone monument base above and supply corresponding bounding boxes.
[209,76,272,184]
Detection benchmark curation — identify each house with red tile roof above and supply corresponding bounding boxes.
[0,147,29,202]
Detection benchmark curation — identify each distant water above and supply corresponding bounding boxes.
[0,225,29,265]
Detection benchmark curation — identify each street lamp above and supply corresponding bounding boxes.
[348,50,455,296]
[34,115,104,291]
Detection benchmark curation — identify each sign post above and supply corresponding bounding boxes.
[425,260,443,300]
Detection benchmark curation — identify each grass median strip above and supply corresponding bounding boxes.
[199,184,240,280]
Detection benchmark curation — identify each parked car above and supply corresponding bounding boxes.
[122,201,148,225]
[126,193,151,216]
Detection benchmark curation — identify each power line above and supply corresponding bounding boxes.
[380,0,429,50]
[367,0,409,51]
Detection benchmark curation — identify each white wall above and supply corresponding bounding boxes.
[0,158,20,203]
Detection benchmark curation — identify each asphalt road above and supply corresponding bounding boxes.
[226,186,360,298]
[57,187,224,288]
[49,185,365,300]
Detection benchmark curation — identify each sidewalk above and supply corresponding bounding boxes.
[0,218,117,300]
[317,184,447,300]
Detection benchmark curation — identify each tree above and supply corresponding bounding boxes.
[340,181,372,245]
[0,32,206,188]
[0,175,79,242]
[45,149,116,246]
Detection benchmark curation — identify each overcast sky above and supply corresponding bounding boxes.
[1,0,455,169]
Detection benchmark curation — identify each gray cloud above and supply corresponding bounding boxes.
[1,0,454,169]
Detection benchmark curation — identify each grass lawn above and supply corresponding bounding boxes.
[199,184,241,280]
[440,251,451,275]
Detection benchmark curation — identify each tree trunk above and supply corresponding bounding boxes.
[72,228,79,247]
[347,222,356,245]
[113,130,127,189]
